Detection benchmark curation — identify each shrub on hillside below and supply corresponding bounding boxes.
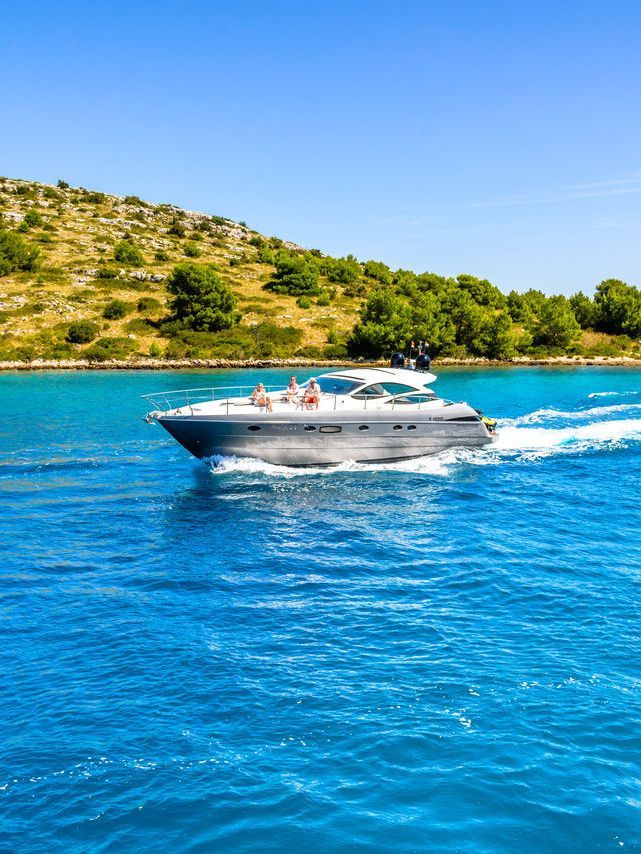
[85,192,106,204]
[84,336,136,362]
[57,179,70,189]
[163,322,301,360]
[23,209,44,228]
[569,291,597,329]
[257,245,275,264]
[183,241,201,258]
[167,219,186,238]
[154,249,170,262]
[230,255,250,267]
[95,265,118,280]
[124,195,147,207]
[266,252,320,296]
[125,317,154,334]
[294,345,323,359]
[167,263,237,332]
[316,291,331,306]
[297,295,311,309]
[66,320,99,344]
[137,296,161,313]
[0,229,40,276]
[532,296,581,348]
[456,274,506,308]
[363,260,392,285]
[321,255,360,285]
[343,280,368,298]
[42,341,75,360]
[594,279,641,338]
[114,239,144,265]
[103,299,131,320]
[323,343,348,359]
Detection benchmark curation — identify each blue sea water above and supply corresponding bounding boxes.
[1,366,641,853]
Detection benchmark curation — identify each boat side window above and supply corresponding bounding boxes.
[380,382,417,395]
[313,377,363,396]
[352,384,386,399]
[384,392,436,405]
[353,382,418,400]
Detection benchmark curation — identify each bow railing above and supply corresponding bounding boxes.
[142,385,446,420]
[141,385,277,412]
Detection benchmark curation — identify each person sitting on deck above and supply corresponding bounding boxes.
[251,382,273,412]
[304,378,321,410]
[286,376,300,405]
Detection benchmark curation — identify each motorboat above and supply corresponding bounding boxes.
[143,365,498,467]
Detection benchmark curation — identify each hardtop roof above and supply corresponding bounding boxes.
[321,367,437,388]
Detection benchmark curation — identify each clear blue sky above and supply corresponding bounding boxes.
[3,0,640,295]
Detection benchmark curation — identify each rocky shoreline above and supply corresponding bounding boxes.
[1,355,641,371]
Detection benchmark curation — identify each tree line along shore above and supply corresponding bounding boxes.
[1,176,640,367]
[2,356,640,373]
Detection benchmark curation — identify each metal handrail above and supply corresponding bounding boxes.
[142,382,444,418]
[141,385,279,412]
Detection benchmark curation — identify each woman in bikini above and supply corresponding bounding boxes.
[251,382,273,412]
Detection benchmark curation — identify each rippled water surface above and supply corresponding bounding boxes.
[1,366,641,852]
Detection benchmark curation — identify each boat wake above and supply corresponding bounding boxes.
[205,399,641,478]
[503,402,641,425]
[588,390,641,399]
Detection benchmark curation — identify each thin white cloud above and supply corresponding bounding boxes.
[565,172,641,191]
[468,171,641,208]
[592,217,641,230]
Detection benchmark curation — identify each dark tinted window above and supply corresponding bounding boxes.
[380,382,417,394]
[312,377,362,396]
[353,384,386,398]
[386,392,436,406]
[385,392,437,405]
[355,382,419,399]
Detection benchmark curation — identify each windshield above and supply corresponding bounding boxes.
[353,381,420,399]
[302,376,363,396]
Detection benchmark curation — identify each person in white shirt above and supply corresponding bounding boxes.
[304,378,321,410]
[286,376,299,405]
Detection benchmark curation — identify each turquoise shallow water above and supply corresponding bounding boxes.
[1,366,641,852]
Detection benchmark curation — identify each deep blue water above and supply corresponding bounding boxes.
[1,366,641,852]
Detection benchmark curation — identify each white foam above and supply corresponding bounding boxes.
[207,451,462,478]
[588,390,640,399]
[495,418,641,456]
[506,402,641,426]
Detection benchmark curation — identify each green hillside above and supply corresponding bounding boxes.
[1,176,640,364]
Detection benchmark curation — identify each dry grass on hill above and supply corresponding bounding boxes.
[0,177,361,361]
